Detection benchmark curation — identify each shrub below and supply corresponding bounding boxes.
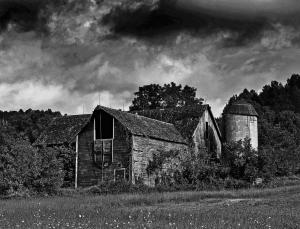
[0,130,64,196]
[222,138,260,182]
[30,147,64,193]
[54,146,76,188]
[224,178,251,189]
[146,149,189,186]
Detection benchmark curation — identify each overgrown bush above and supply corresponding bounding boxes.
[54,146,76,188]
[29,147,64,193]
[222,138,263,182]
[0,130,64,196]
[145,138,271,191]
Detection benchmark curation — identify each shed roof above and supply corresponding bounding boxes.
[34,114,91,146]
[226,100,258,117]
[95,106,186,144]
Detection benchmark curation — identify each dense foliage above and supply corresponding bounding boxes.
[222,74,300,177]
[0,109,61,143]
[144,139,264,190]
[0,109,75,196]
[130,82,203,111]
[0,127,64,196]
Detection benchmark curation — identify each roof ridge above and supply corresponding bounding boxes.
[131,112,174,126]
[97,105,174,126]
[62,114,91,117]
[137,104,208,112]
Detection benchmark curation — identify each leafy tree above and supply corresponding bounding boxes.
[130,84,163,110]
[260,81,293,111]
[130,82,203,111]
[0,109,61,143]
[287,74,300,113]
[222,138,259,182]
[0,127,64,195]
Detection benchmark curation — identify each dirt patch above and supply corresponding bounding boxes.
[126,198,264,212]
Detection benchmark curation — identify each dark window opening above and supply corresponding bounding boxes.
[114,169,126,182]
[95,114,100,139]
[95,111,114,139]
[205,125,218,158]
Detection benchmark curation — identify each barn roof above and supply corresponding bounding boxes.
[95,106,186,144]
[132,105,222,141]
[33,114,91,146]
[226,100,258,117]
[133,105,209,123]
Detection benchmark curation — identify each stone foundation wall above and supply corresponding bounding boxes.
[131,136,188,187]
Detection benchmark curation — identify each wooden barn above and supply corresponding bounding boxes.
[35,106,187,187]
[134,105,222,158]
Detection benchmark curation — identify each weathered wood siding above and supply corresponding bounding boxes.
[193,110,222,157]
[131,136,188,186]
[77,117,132,187]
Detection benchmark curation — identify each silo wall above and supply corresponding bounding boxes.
[225,114,258,150]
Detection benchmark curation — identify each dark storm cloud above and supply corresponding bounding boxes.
[103,0,268,43]
[1,0,300,115]
[0,0,299,46]
[0,0,44,32]
[178,0,300,19]
[100,0,300,49]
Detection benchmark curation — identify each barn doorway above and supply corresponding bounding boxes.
[95,111,114,140]
[94,111,114,168]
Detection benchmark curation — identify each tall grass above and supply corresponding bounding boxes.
[0,185,300,228]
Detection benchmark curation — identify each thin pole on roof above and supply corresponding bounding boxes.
[98,93,101,106]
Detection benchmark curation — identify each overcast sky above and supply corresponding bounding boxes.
[0,0,300,116]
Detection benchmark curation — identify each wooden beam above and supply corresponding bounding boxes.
[75,135,79,189]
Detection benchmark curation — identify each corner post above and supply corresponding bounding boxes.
[75,135,79,189]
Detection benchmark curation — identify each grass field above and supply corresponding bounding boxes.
[0,186,300,228]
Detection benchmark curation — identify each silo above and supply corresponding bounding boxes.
[225,100,258,150]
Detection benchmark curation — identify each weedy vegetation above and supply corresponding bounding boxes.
[0,185,300,228]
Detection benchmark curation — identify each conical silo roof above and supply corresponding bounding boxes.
[226,100,258,117]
